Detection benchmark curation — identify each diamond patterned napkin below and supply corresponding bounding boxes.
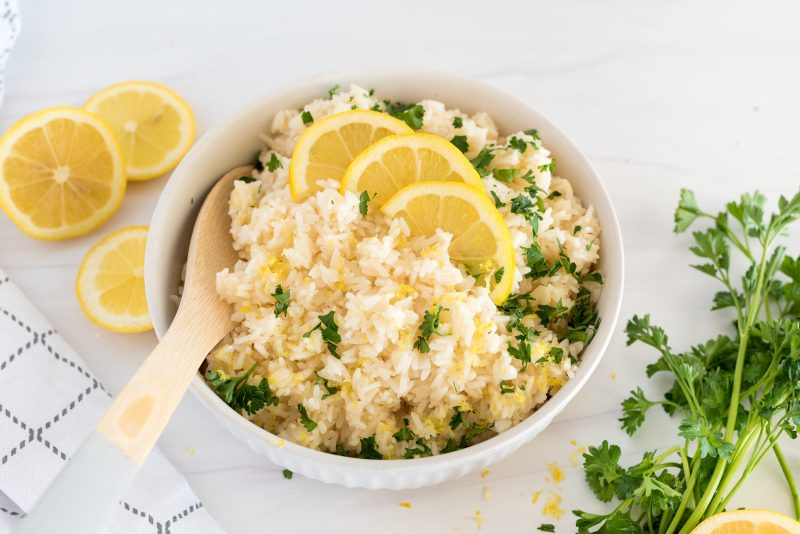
[0,270,225,533]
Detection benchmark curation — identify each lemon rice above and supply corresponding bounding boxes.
[205,85,603,458]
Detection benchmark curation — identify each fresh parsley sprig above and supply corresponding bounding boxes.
[304,311,342,358]
[574,188,800,534]
[414,305,449,353]
[206,364,279,415]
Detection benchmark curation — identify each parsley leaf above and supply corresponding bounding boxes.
[238,176,257,184]
[494,266,505,284]
[327,84,340,98]
[490,190,506,208]
[414,305,448,353]
[393,423,416,442]
[508,136,529,153]
[452,116,463,128]
[272,285,290,317]
[207,364,279,415]
[451,135,469,153]
[538,524,556,533]
[359,190,372,217]
[499,380,516,394]
[359,435,383,459]
[267,152,282,172]
[470,147,496,177]
[297,403,317,432]
[493,168,521,183]
[300,110,314,125]
[384,100,425,130]
[304,311,342,358]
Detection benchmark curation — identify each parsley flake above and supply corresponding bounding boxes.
[297,403,317,432]
[282,469,293,480]
[451,135,469,153]
[272,285,290,317]
[267,152,282,172]
[327,84,340,98]
[303,311,342,358]
[414,305,448,353]
[301,110,314,125]
[207,364,279,415]
[452,116,463,128]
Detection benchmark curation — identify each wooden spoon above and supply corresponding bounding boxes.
[13,166,251,534]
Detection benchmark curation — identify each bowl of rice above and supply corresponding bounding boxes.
[145,69,624,490]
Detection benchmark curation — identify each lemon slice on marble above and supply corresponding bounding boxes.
[85,81,194,181]
[341,132,483,207]
[76,225,152,333]
[381,181,514,304]
[288,110,412,201]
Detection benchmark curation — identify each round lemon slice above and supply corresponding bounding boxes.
[288,110,412,201]
[341,132,484,208]
[691,510,800,534]
[85,81,195,181]
[76,225,152,333]
[0,106,126,240]
[381,181,514,304]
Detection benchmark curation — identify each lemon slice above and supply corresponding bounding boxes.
[288,110,412,201]
[85,81,195,181]
[691,509,800,534]
[381,181,514,304]
[341,132,484,207]
[0,106,126,240]
[76,226,152,332]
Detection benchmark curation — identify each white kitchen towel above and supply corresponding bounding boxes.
[0,269,225,534]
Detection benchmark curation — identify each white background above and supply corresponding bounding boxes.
[2,1,799,532]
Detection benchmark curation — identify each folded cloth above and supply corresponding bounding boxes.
[0,269,225,533]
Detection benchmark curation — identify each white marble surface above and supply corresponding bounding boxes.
[2,1,800,532]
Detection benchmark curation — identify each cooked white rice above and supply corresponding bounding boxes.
[206,85,602,459]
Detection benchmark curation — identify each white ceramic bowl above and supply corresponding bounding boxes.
[145,68,624,490]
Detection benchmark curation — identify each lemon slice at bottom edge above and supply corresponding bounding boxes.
[690,509,800,534]
[380,181,514,305]
[76,225,153,333]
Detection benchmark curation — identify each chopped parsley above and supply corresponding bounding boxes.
[573,225,582,235]
[282,469,293,480]
[359,190,374,217]
[524,128,540,140]
[537,524,555,533]
[508,136,529,153]
[301,110,314,125]
[402,438,433,459]
[297,403,317,432]
[524,243,561,279]
[384,100,425,130]
[368,88,375,96]
[537,300,568,325]
[452,116,463,128]
[272,285,290,317]
[315,374,340,399]
[499,380,516,394]
[207,364,279,415]
[449,406,493,446]
[490,190,505,208]
[538,159,556,174]
[359,435,383,459]
[494,266,505,284]
[470,147,496,177]
[238,176,257,184]
[267,152,282,172]
[303,311,341,358]
[493,168,521,183]
[450,135,469,153]
[393,422,416,442]
[327,84,340,98]
[414,304,448,353]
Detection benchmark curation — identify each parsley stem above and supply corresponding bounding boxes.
[664,445,702,534]
[707,423,759,515]
[773,443,800,520]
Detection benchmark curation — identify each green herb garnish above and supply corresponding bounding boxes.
[384,100,425,130]
[499,380,516,394]
[327,84,340,98]
[303,311,341,358]
[414,305,448,353]
[301,110,314,125]
[238,176,257,184]
[574,187,800,533]
[359,435,383,459]
[359,190,372,217]
[470,147,496,177]
[451,135,469,153]
[207,364,279,415]
[272,285,290,317]
[538,160,556,174]
[297,403,317,432]
[490,190,505,208]
[282,469,293,480]
[494,266,505,284]
[493,168,521,183]
[452,116,463,128]
[393,421,416,442]
[267,152,282,172]
[538,525,555,533]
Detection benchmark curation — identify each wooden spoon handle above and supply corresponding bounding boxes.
[96,304,227,464]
